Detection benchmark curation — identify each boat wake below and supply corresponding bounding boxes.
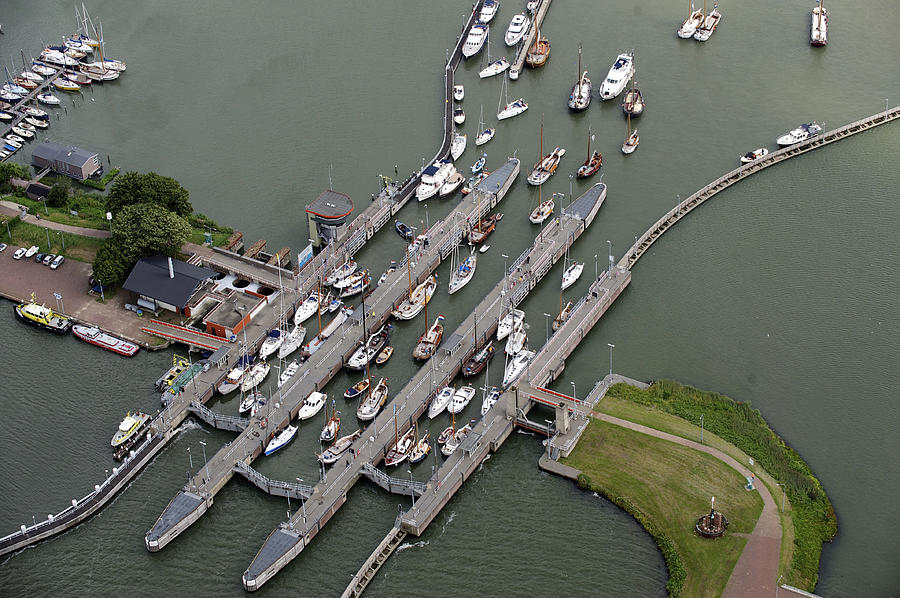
[396,540,429,553]
[516,429,536,437]
[439,510,456,536]
[178,419,206,434]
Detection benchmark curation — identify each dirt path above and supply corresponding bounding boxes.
[589,411,782,598]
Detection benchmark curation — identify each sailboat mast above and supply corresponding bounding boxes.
[703,0,707,18]
[316,276,323,337]
[406,253,413,296]
[586,125,591,160]
[577,45,582,99]
[817,0,824,30]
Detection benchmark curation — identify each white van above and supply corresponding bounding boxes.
[50,255,65,270]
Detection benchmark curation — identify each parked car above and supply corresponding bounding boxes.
[34,252,47,263]
[43,253,56,266]
[0,243,7,252]
[50,255,65,270]
[24,245,39,258]
[13,247,26,259]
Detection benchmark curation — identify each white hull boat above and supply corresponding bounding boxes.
[599,51,634,100]
[392,276,437,320]
[529,199,554,224]
[37,93,61,105]
[453,85,465,101]
[569,71,592,111]
[417,160,456,201]
[497,309,524,340]
[277,325,306,359]
[463,23,488,58]
[264,425,298,455]
[277,360,300,388]
[450,133,467,160]
[346,325,389,370]
[479,0,500,23]
[448,254,477,295]
[503,350,535,387]
[240,362,271,393]
[693,5,722,41]
[504,14,530,46]
[240,390,264,415]
[440,172,465,197]
[453,106,465,125]
[561,262,584,290]
[324,259,357,286]
[480,387,501,416]
[32,62,57,76]
[678,9,704,38]
[294,292,320,325]
[777,122,822,146]
[448,386,477,415]
[740,148,769,164]
[318,430,362,465]
[476,127,495,146]
[810,5,828,47]
[480,57,510,78]
[505,322,526,356]
[258,329,283,360]
[357,378,389,421]
[527,147,566,186]
[384,427,416,466]
[498,98,528,120]
[297,391,327,419]
[428,386,455,419]
[442,424,473,456]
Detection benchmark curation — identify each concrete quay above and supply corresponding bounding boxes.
[509,0,552,80]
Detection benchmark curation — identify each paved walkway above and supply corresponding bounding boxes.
[589,411,782,598]
[0,199,112,238]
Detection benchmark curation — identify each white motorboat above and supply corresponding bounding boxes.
[740,148,769,164]
[776,122,822,146]
[529,198,554,224]
[505,321,527,356]
[32,62,57,76]
[111,412,151,448]
[450,133,467,160]
[333,270,366,290]
[479,0,500,23]
[471,155,486,174]
[37,92,61,105]
[440,172,465,197]
[497,309,525,340]
[453,106,465,125]
[12,126,34,139]
[810,2,828,46]
[496,75,528,120]
[417,159,456,201]
[277,325,306,359]
[338,272,370,298]
[448,386,477,414]
[561,261,584,290]
[24,116,48,129]
[264,424,298,455]
[277,360,300,388]
[258,329,283,360]
[357,378,389,421]
[294,292,321,325]
[448,251,477,295]
[4,137,22,149]
[453,85,465,101]
[428,386,455,419]
[693,2,721,41]
[324,259,358,286]
[20,71,43,83]
[240,362,271,393]
[480,387,501,416]
[503,349,535,387]
[527,147,565,186]
[599,51,634,100]
[23,107,48,119]
[318,429,362,465]
[442,423,473,456]
[346,325,389,370]
[504,13,530,46]
[677,5,705,39]
[297,391,327,419]
[217,365,246,395]
[479,244,491,254]
[392,275,437,320]
[462,22,488,58]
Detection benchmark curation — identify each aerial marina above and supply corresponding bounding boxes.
[1,1,899,597]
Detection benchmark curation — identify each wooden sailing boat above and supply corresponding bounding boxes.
[622,69,644,116]
[568,44,592,111]
[408,421,431,464]
[413,313,445,361]
[693,0,721,42]
[438,412,456,445]
[576,125,602,178]
[320,399,341,443]
[622,111,639,154]
[677,0,705,39]
[553,301,573,331]
[525,24,550,68]
[526,117,565,186]
[469,191,498,244]
[810,0,828,47]
[384,404,416,466]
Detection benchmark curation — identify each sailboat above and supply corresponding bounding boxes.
[391,255,437,320]
[324,257,357,286]
[408,425,431,464]
[384,405,416,466]
[450,132,467,160]
[357,377,388,421]
[622,70,644,117]
[677,1,705,38]
[505,320,527,356]
[529,185,555,224]
[576,126,602,178]
[429,386,455,419]
[346,324,390,370]
[278,324,306,359]
[693,1,721,41]
[318,429,362,465]
[810,0,828,46]
[277,360,300,388]
[468,191,498,244]
[320,400,341,443]
[497,77,528,120]
[442,420,474,456]
[524,24,550,68]
[479,27,510,79]
[561,251,584,290]
[438,412,457,445]
[413,314,445,361]
[497,308,525,341]
[527,118,565,186]
[264,423,298,456]
[622,111,639,154]
[475,104,496,146]
[568,44,592,111]
[481,386,501,416]
[448,246,477,295]
[258,328,283,360]
[553,301,573,331]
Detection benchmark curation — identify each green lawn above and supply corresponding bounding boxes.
[12,194,109,231]
[563,419,763,597]
[3,218,106,262]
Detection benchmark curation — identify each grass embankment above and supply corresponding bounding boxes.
[603,381,836,591]
[3,218,105,262]
[563,419,763,598]
[80,168,120,190]
[13,193,109,231]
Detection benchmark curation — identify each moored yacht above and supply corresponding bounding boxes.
[479,0,500,23]
[503,349,535,387]
[324,259,357,286]
[264,424,298,456]
[277,360,300,388]
[417,160,456,201]
[450,133,467,161]
[258,329,283,360]
[111,412,151,447]
[277,325,306,359]
[428,386,455,419]
[294,292,321,325]
[240,362,271,392]
[529,198,554,224]
[480,386,501,416]
[297,391,327,419]
[527,147,566,186]
[448,251,477,295]
[810,2,828,47]
[776,122,822,146]
[412,315,445,361]
[504,13,530,46]
[346,325,390,370]
[463,341,495,377]
[599,51,634,100]
[318,429,362,465]
[14,296,71,333]
[356,378,389,421]
[447,386,477,415]
[740,148,769,163]
[561,261,584,290]
[693,3,722,41]
[463,23,489,58]
[392,275,437,320]
[497,309,525,340]
[505,321,527,356]
[677,4,705,38]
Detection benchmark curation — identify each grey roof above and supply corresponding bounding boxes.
[146,491,203,541]
[31,141,98,168]
[563,183,607,221]
[475,158,519,195]
[123,255,217,308]
[245,527,300,579]
[25,182,51,198]
[306,189,353,219]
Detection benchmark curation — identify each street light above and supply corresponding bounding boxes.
[570,381,576,404]
[44,227,50,250]
[424,204,429,232]
[606,240,613,274]
[2,218,10,240]
[296,477,307,523]
[776,575,784,598]
[408,469,415,508]
[41,197,48,215]
[542,312,551,344]
[56,230,65,250]
[544,419,553,458]
[607,343,615,377]
[594,254,598,280]
[199,440,209,484]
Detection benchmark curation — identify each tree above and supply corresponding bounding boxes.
[105,171,193,217]
[46,179,71,208]
[91,239,133,286]
[0,163,28,193]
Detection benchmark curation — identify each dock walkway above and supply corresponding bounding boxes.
[509,0,552,80]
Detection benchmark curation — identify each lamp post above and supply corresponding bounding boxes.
[700,414,704,444]
[187,447,193,471]
[199,440,209,484]
[3,218,10,240]
[594,254,598,280]
[424,204,429,232]
[56,230,65,250]
[569,174,574,202]
[41,197,48,215]
[606,240,613,274]
[297,478,307,523]
[542,312,551,344]
[45,226,50,250]
[501,253,509,285]
[776,483,786,513]
[776,575,784,598]
[544,419,553,458]
[408,469,415,508]
[607,343,615,377]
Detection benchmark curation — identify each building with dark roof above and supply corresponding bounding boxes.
[306,189,353,247]
[31,141,102,181]
[122,255,218,314]
[25,182,51,201]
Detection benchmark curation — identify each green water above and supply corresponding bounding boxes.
[1,0,898,595]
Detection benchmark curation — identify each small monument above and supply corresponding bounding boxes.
[696,496,729,538]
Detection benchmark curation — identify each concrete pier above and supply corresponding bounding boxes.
[509,0,552,80]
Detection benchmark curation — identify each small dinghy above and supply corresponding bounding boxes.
[453,84,465,101]
[375,346,393,365]
[344,377,371,400]
[740,148,769,164]
[471,154,486,174]
[453,106,465,125]
[395,220,414,240]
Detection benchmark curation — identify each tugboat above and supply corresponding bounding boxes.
[111,411,152,459]
[14,293,71,333]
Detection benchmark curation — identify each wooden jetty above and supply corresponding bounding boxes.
[509,0,553,80]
